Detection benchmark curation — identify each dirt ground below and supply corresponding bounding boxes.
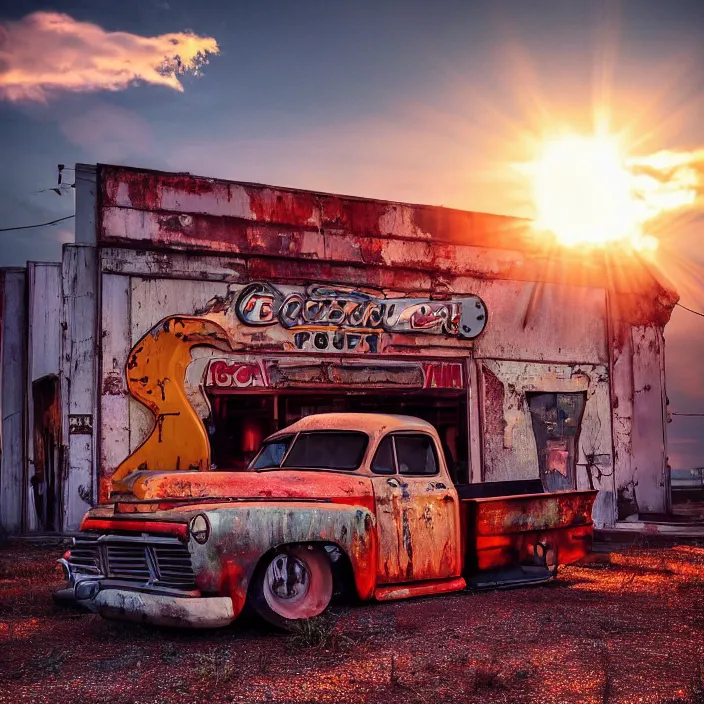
[1,541,703,704]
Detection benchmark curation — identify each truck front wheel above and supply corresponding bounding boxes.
[251,545,333,627]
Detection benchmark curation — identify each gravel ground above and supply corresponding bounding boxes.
[1,541,703,704]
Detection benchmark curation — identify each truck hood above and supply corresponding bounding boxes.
[111,469,374,509]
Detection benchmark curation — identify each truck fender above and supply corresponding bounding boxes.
[189,503,378,608]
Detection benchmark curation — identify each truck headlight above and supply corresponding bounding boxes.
[189,514,210,544]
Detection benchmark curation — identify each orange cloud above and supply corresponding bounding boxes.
[0,12,219,102]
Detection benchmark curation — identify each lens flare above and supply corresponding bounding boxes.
[528,134,700,251]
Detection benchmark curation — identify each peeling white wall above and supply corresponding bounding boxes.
[96,240,663,532]
[479,360,615,527]
[61,246,98,530]
[127,277,228,454]
[630,325,668,515]
[25,262,62,532]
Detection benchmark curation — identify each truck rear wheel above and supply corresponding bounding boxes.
[251,545,333,627]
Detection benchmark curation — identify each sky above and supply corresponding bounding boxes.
[1,0,703,469]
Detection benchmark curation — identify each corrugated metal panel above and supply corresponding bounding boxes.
[61,245,98,530]
[25,262,62,532]
[0,269,27,534]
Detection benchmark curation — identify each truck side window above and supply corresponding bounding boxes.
[371,436,395,475]
[395,434,438,476]
[249,435,294,469]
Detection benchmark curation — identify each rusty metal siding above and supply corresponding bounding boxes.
[100,247,246,283]
[630,325,668,514]
[98,166,530,249]
[61,246,98,530]
[100,205,612,292]
[0,269,27,534]
[25,262,62,532]
[95,164,673,318]
[468,359,483,484]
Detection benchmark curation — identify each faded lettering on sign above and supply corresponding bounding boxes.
[422,362,464,389]
[207,360,267,389]
[204,358,466,390]
[235,283,487,340]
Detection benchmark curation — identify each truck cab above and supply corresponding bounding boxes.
[58,413,596,628]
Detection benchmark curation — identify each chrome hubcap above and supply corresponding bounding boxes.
[265,554,310,602]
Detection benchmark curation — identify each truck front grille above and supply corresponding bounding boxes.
[106,543,151,581]
[69,534,196,590]
[69,536,101,573]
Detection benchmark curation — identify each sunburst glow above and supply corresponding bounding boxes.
[528,134,700,251]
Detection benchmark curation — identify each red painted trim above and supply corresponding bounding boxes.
[374,576,466,601]
[81,517,189,539]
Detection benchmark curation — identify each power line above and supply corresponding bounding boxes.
[671,413,704,417]
[0,214,74,234]
[676,302,704,318]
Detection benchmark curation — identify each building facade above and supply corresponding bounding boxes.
[0,163,677,534]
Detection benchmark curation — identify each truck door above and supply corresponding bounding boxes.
[370,432,462,584]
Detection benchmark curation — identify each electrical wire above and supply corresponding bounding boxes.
[676,302,704,318]
[0,214,74,233]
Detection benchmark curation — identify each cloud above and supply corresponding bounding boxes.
[0,12,219,102]
[59,103,154,163]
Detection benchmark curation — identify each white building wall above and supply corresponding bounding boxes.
[25,262,62,532]
[0,269,27,534]
[630,325,668,514]
[61,245,98,530]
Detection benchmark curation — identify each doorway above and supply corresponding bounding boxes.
[206,390,469,483]
[527,392,586,492]
[31,375,62,531]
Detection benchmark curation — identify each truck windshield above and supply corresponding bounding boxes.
[250,431,368,471]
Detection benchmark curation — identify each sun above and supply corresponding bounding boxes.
[531,134,650,249]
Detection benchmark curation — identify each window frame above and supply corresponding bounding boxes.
[370,431,441,477]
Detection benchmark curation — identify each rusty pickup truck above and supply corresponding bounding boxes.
[57,413,596,628]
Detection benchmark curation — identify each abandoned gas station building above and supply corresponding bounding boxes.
[0,164,677,535]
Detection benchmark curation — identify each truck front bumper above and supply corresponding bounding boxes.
[56,582,235,628]
[90,589,235,628]
[56,557,236,628]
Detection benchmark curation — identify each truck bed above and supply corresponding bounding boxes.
[458,482,598,588]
